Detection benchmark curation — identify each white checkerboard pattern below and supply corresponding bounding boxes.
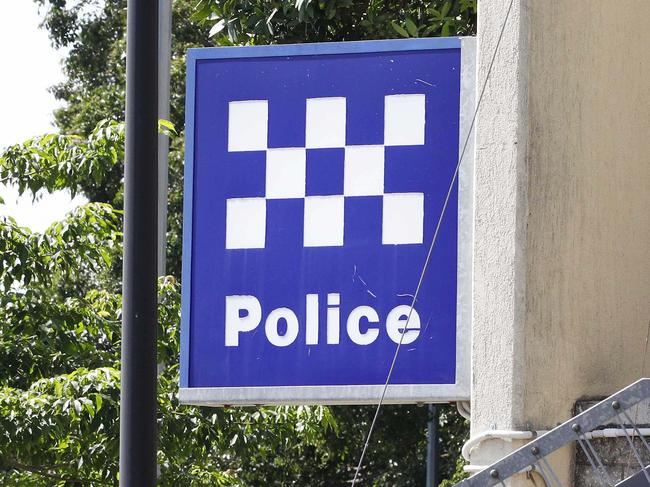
[225,95,426,249]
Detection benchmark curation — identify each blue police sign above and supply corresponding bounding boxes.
[180,38,475,405]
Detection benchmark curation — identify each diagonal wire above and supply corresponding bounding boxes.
[621,410,650,456]
[615,412,650,484]
[576,436,611,487]
[582,433,615,486]
[539,455,566,487]
[350,1,516,484]
[535,462,554,487]
[626,319,650,474]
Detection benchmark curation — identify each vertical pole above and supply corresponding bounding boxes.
[157,0,172,277]
[120,0,158,485]
[426,404,438,487]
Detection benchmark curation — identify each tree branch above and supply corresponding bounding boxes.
[3,458,116,486]
[0,170,39,185]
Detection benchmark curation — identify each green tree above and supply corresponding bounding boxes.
[193,0,476,44]
[0,131,336,485]
[0,0,475,484]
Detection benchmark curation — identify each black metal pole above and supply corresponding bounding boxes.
[426,405,438,487]
[120,0,158,485]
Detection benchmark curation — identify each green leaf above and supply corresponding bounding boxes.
[100,248,112,267]
[158,119,177,136]
[189,1,213,22]
[441,1,452,17]
[390,21,410,38]
[209,19,226,37]
[405,17,419,37]
[83,401,95,417]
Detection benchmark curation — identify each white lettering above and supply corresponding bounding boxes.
[305,294,319,345]
[225,295,262,346]
[326,293,340,344]
[224,294,423,347]
[265,307,299,347]
[346,306,380,345]
[386,305,421,344]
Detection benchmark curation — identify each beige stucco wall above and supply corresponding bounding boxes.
[471,0,650,484]
[523,0,650,422]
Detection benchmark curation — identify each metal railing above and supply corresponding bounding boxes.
[456,379,650,487]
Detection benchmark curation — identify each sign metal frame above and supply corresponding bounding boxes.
[179,37,475,405]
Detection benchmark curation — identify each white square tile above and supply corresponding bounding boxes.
[226,198,266,249]
[266,148,306,199]
[304,196,344,247]
[344,145,385,196]
[228,100,268,152]
[384,94,425,146]
[382,193,424,245]
[305,97,346,148]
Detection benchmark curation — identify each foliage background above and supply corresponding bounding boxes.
[0,1,475,485]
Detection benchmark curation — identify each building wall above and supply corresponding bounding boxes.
[471,0,650,484]
[470,0,531,469]
[523,0,650,422]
